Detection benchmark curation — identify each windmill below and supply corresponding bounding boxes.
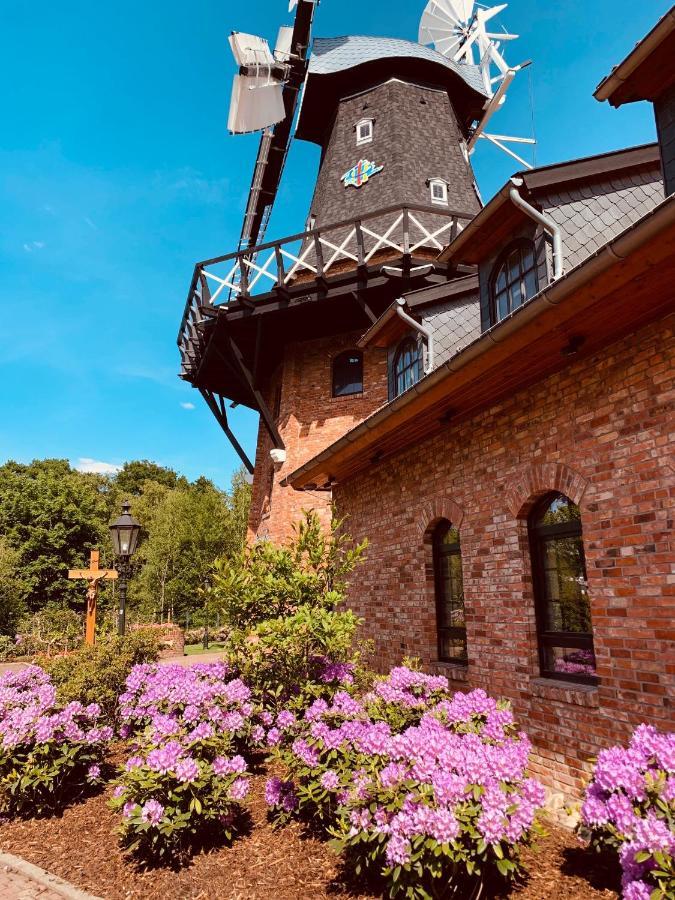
[227,1,319,252]
[419,0,535,169]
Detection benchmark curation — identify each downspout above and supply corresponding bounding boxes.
[509,177,564,280]
[395,298,434,374]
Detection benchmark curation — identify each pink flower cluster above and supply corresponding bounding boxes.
[554,650,596,677]
[0,665,112,751]
[266,667,545,877]
[365,666,450,709]
[113,663,253,838]
[119,662,251,742]
[580,723,675,898]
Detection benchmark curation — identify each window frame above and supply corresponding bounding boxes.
[331,349,364,398]
[529,492,598,685]
[429,178,449,206]
[432,521,467,665]
[489,239,539,324]
[356,118,374,146]
[392,337,422,398]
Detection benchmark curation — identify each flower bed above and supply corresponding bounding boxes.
[112,662,253,859]
[266,667,546,898]
[580,723,675,900]
[0,665,111,816]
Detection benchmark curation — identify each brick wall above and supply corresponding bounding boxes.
[248,330,389,543]
[331,313,674,801]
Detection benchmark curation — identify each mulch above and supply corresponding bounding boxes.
[0,762,621,900]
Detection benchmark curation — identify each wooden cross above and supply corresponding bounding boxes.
[68,550,118,646]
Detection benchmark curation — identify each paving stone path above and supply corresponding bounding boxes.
[0,865,64,899]
[0,650,225,677]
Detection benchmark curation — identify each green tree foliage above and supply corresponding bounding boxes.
[209,511,367,630]
[0,537,24,634]
[0,460,109,612]
[0,458,251,635]
[114,460,186,497]
[209,511,368,709]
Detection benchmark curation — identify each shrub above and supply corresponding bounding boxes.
[111,662,254,858]
[579,723,675,900]
[208,510,367,629]
[110,735,250,860]
[16,603,83,657]
[42,629,161,725]
[224,605,362,713]
[0,635,17,662]
[0,665,111,816]
[265,668,545,899]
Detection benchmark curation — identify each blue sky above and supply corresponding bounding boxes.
[0,0,668,489]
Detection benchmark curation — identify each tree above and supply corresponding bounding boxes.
[114,460,186,498]
[0,537,24,635]
[0,460,109,611]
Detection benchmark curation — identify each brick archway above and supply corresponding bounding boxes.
[417,496,465,541]
[506,462,589,520]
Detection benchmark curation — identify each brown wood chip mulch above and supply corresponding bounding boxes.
[0,767,621,900]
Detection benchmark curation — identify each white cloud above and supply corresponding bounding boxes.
[180,402,195,410]
[75,457,123,476]
[22,240,45,252]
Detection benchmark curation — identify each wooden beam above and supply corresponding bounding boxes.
[199,388,254,474]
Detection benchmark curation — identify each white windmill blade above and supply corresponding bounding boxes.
[229,32,276,68]
[228,74,286,134]
[419,0,473,45]
[274,25,294,62]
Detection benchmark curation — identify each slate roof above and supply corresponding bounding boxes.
[309,36,488,98]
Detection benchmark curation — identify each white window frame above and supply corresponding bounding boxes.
[356,118,374,146]
[429,178,449,206]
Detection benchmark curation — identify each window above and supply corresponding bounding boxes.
[529,493,597,683]
[393,338,421,397]
[429,178,448,206]
[433,522,467,664]
[490,240,538,322]
[332,350,363,397]
[356,118,373,146]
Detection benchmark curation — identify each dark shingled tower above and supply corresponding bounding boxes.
[178,28,489,542]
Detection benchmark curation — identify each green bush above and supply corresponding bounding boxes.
[207,511,367,629]
[225,605,362,711]
[207,511,368,711]
[42,630,161,724]
[0,635,17,662]
[16,603,83,657]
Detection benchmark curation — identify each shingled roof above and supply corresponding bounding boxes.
[308,36,487,96]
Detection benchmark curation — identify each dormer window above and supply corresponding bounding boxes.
[356,118,373,146]
[490,240,539,322]
[429,178,449,206]
[393,338,422,398]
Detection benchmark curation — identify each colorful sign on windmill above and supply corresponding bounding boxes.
[342,159,384,189]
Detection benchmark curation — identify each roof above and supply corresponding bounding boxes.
[285,194,675,491]
[308,36,487,96]
[594,6,675,107]
[296,35,488,144]
[437,143,661,266]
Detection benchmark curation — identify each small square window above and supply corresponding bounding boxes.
[356,119,373,146]
[430,179,448,205]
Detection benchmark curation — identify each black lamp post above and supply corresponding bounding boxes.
[109,501,141,637]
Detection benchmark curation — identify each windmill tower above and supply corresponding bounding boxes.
[178,0,531,542]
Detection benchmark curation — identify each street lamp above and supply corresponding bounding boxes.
[109,501,141,637]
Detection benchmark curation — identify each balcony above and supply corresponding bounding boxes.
[177,204,473,382]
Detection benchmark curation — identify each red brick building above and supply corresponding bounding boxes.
[179,9,675,801]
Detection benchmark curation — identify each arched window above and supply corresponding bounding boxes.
[433,521,467,664]
[529,492,597,683]
[332,350,363,397]
[393,338,421,398]
[490,240,538,323]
